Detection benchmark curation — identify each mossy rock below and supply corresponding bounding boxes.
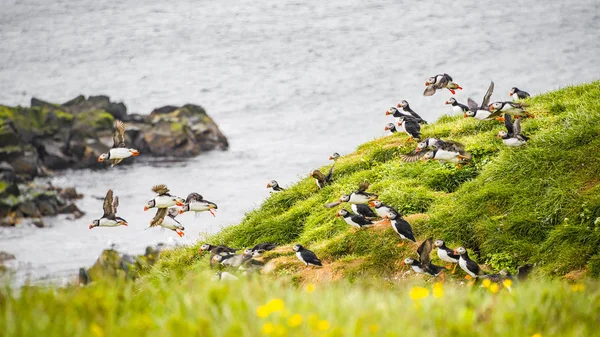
[75,109,115,130]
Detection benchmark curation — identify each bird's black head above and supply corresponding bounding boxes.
[445,97,456,105]
[403,257,415,266]
[398,100,409,109]
[336,209,349,218]
[144,199,156,211]
[385,107,398,116]
[510,87,518,96]
[293,244,303,252]
[384,123,396,132]
[267,180,279,189]
[329,152,340,161]
[89,219,100,229]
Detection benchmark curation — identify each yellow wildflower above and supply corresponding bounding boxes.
[273,324,287,337]
[531,333,542,337]
[481,279,492,288]
[502,279,513,289]
[305,283,316,294]
[90,323,104,337]
[409,286,430,300]
[256,305,270,318]
[369,324,380,333]
[262,323,274,335]
[571,284,585,292]
[265,298,285,312]
[316,320,330,331]
[288,314,303,327]
[433,282,444,298]
[489,283,500,294]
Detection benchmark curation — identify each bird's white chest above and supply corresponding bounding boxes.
[349,193,369,204]
[109,148,133,159]
[295,252,304,263]
[344,217,360,228]
[452,105,464,114]
[511,93,520,102]
[437,248,456,263]
[187,202,210,212]
[155,195,176,208]
[99,218,119,227]
[375,207,393,218]
[411,265,424,274]
[459,257,476,277]
[475,110,492,120]
[503,138,526,147]
[434,149,459,162]
[160,216,181,230]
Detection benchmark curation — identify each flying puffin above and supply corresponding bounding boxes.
[423,73,462,96]
[445,97,469,115]
[433,239,459,274]
[384,123,397,134]
[143,184,185,211]
[267,180,285,192]
[329,152,340,161]
[397,100,427,124]
[465,81,503,120]
[397,115,421,141]
[310,167,334,189]
[89,189,128,229]
[368,200,399,219]
[509,87,530,101]
[454,246,482,283]
[403,238,445,280]
[384,212,416,246]
[97,120,140,166]
[488,101,531,119]
[148,207,185,237]
[422,147,471,168]
[293,244,322,268]
[498,113,529,147]
[336,209,374,229]
[179,192,218,216]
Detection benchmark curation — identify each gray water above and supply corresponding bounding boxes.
[0,0,598,284]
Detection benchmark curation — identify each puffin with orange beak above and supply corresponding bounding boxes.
[497,113,529,147]
[465,81,503,120]
[266,180,285,192]
[143,184,185,212]
[148,207,185,237]
[445,97,469,115]
[454,246,483,284]
[369,200,398,219]
[397,115,421,142]
[384,123,397,134]
[179,193,218,216]
[310,167,334,189]
[336,209,374,229]
[423,73,462,96]
[329,152,340,161]
[97,120,140,167]
[403,238,445,281]
[397,100,427,124]
[384,212,415,246]
[509,87,530,101]
[488,101,531,119]
[89,189,128,229]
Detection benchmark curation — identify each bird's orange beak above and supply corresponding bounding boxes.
[335,213,340,218]
[445,100,450,105]
[397,122,401,126]
[401,261,405,266]
[97,157,103,162]
[328,156,333,160]
[176,230,184,237]
[179,209,185,214]
[415,148,421,153]
[266,183,271,188]
[425,81,430,86]
[384,126,389,131]
[176,202,184,207]
[120,222,128,226]
[144,206,148,211]
[463,113,467,118]
[309,173,313,177]
[453,250,458,255]
[88,224,94,229]
[396,103,401,108]
[385,110,391,115]
[368,201,375,207]
[209,209,216,217]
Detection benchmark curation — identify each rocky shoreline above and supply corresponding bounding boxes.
[0,95,228,227]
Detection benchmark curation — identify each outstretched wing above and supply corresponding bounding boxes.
[324,201,342,208]
[149,208,168,227]
[467,98,479,112]
[185,193,204,203]
[443,73,453,82]
[504,113,515,137]
[514,117,522,137]
[401,151,425,163]
[112,120,126,148]
[358,182,370,192]
[481,81,495,107]
[112,196,119,215]
[102,189,114,217]
[325,163,335,182]
[423,86,436,97]
[442,140,465,152]
[152,184,170,195]
[417,238,433,266]
[167,207,180,218]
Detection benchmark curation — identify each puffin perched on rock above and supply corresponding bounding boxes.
[433,239,460,273]
[89,189,128,229]
[148,207,185,237]
[465,81,502,120]
[97,120,140,166]
[293,244,322,268]
[509,87,530,101]
[403,238,445,280]
[423,73,462,96]
[336,209,374,229]
[488,101,531,119]
[369,200,399,219]
[384,123,397,134]
[445,97,469,115]
[397,115,421,141]
[454,246,483,284]
[384,212,416,246]
[397,100,427,124]
[144,184,185,211]
[498,113,529,147]
[267,180,285,192]
[179,192,218,216]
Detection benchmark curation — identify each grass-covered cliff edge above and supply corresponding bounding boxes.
[152,81,600,282]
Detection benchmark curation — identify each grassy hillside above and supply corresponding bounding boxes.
[149,81,600,282]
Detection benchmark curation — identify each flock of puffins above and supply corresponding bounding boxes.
[90,74,533,283]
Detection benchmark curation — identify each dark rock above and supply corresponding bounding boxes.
[127,113,147,123]
[41,141,73,170]
[0,251,15,263]
[105,102,127,121]
[78,267,90,285]
[9,155,39,179]
[17,201,40,217]
[150,105,179,115]
[62,95,86,107]
[29,217,44,228]
[58,187,82,200]
[59,203,84,216]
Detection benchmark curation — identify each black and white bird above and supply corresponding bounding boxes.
[148,207,185,237]
[509,87,530,101]
[214,271,239,281]
[445,97,470,115]
[423,73,462,96]
[267,180,285,192]
[368,200,399,219]
[465,81,502,120]
[338,182,379,205]
[336,209,373,229]
[244,243,277,257]
[293,244,322,268]
[397,115,421,141]
[480,264,534,284]
[433,239,459,274]
[329,152,340,161]
[310,167,334,189]
[384,212,416,246]
[454,246,483,283]
[397,100,427,124]
[422,147,471,168]
[143,184,185,211]
[402,138,466,163]
[179,192,218,216]
[200,244,238,268]
[97,120,140,166]
[384,123,397,134]
[497,113,529,147]
[403,238,445,280]
[488,101,530,119]
[89,189,128,229]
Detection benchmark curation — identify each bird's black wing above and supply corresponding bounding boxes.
[424,263,444,276]
[102,189,114,217]
[350,214,373,227]
[325,163,335,182]
[517,264,534,281]
[407,109,427,124]
[401,151,425,163]
[513,117,523,137]
[457,103,469,112]
[466,258,481,276]
[149,208,168,228]
[152,184,170,196]
[301,249,322,266]
[518,91,531,99]
[355,204,377,218]
[253,243,277,251]
[417,238,433,266]
[504,113,515,137]
[185,193,204,203]
[467,98,479,112]
[423,86,436,97]
[443,73,453,82]
[404,118,421,139]
[112,120,126,148]
[112,196,119,215]
[481,81,495,107]
[394,218,416,241]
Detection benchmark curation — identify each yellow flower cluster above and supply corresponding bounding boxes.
[409,282,444,301]
[481,278,513,293]
[257,298,331,335]
[571,284,585,292]
[257,298,286,318]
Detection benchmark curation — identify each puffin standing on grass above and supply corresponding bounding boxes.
[293,244,322,268]
[336,209,374,229]
[397,115,421,142]
[498,113,529,147]
[423,73,462,96]
[384,123,397,134]
[143,184,185,211]
[339,182,379,205]
[384,212,416,246]
[89,189,128,229]
[397,100,427,124]
[179,192,218,216]
[422,147,471,168]
[433,239,460,274]
[465,81,503,121]
[148,207,185,237]
[97,120,140,166]
[244,243,277,257]
[369,200,399,219]
[509,87,530,101]
[445,98,470,115]
[266,180,285,192]
[403,238,445,281]
[310,167,334,189]
[454,246,483,285]
[329,152,340,161]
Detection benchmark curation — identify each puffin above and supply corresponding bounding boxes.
[488,101,531,119]
[509,87,530,101]
[384,123,397,134]
[213,253,236,266]
[403,238,445,280]
[339,182,379,205]
[498,113,529,147]
[179,192,218,216]
[293,244,322,268]
[147,207,185,237]
[336,209,374,229]
[423,73,462,96]
[143,184,185,211]
[200,244,238,268]
[97,120,140,166]
[385,106,408,127]
[329,152,340,161]
[397,115,421,141]
[422,147,471,168]
[445,97,470,115]
[402,138,466,162]
[219,252,253,268]
[454,246,482,283]
[244,243,277,256]
[267,180,285,192]
[480,264,534,284]
[433,239,460,274]
[397,100,427,124]
[368,200,399,219]
[465,81,503,120]
[310,167,334,189]
[384,212,416,246]
[89,189,128,229]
